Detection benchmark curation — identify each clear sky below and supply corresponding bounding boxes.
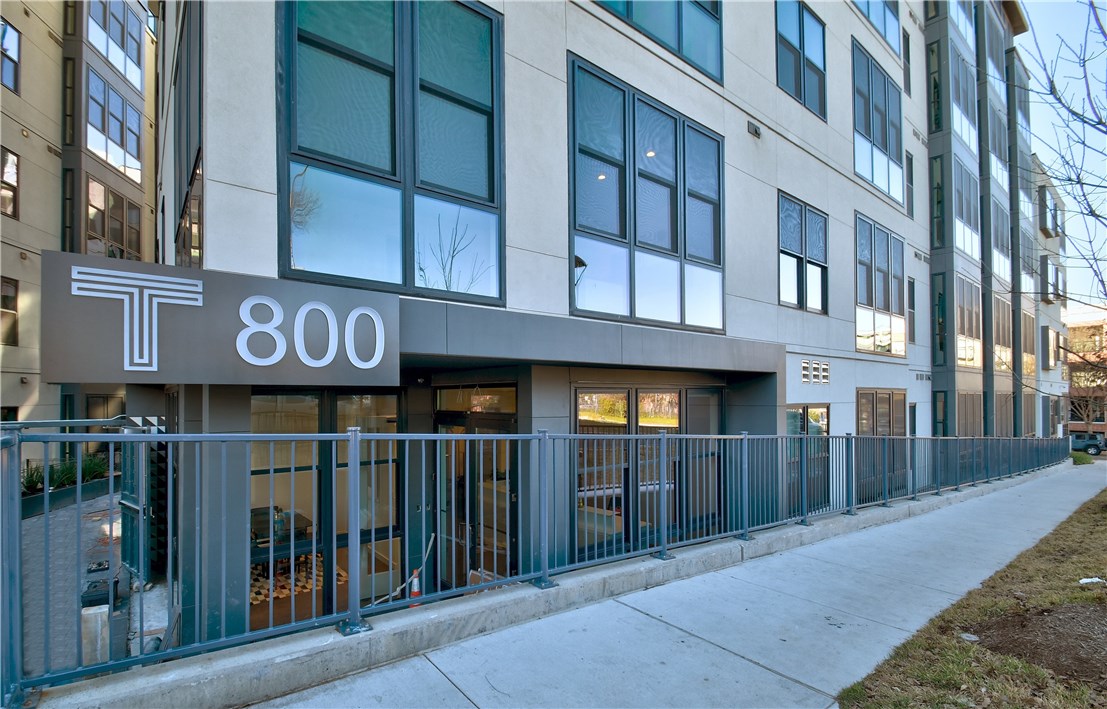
[1015,0,1107,308]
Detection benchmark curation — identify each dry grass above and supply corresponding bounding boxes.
[839,487,1107,709]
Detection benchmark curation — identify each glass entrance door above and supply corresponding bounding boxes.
[433,386,518,590]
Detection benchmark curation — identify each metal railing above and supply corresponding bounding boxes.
[0,429,1069,702]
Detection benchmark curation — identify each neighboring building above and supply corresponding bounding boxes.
[1065,304,1105,436]
[1032,154,1068,437]
[0,1,158,446]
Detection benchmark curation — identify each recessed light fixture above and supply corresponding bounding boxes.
[597,174,606,181]
[645,150,656,158]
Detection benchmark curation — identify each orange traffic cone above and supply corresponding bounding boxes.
[409,568,422,607]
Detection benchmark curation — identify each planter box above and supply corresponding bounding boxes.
[21,474,122,519]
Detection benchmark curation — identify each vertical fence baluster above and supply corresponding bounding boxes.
[845,434,856,515]
[2,432,23,706]
[339,428,367,635]
[535,431,554,589]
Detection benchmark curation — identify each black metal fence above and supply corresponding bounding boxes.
[0,428,1069,702]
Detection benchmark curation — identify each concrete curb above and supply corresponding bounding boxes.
[36,463,1072,709]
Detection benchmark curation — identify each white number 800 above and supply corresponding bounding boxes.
[236,296,384,369]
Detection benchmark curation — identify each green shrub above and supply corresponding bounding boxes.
[20,453,114,495]
[21,464,44,495]
[1070,450,1094,465]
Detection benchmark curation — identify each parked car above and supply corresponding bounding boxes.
[1070,432,1105,456]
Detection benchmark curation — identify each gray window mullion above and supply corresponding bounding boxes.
[402,1,418,289]
[626,86,636,318]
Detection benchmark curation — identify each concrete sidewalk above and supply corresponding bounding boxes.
[255,464,1105,709]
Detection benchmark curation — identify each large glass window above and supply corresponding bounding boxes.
[926,41,942,134]
[249,392,401,619]
[950,47,978,152]
[952,0,975,52]
[87,68,142,183]
[574,386,722,557]
[572,61,723,330]
[287,1,501,302]
[776,1,826,118]
[853,41,903,202]
[1,18,19,93]
[856,214,905,356]
[956,392,982,436]
[1020,230,1035,295]
[1,277,16,346]
[1021,310,1036,378]
[953,157,980,259]
[0,147,16,218]
[994,296,1012,373]
[852,0,900,54]
[88,1,142,89]
[932,273,946,365]
[600,1,722,80]
[955,275,981,368]
[86,177,141,260]
[930,155,944,247]
[856,390,906,436]
[988,107,1008,187]
[991,198,1011,282]
[778,193,827,313]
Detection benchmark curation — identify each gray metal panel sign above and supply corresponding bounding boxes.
[41,251,400,386]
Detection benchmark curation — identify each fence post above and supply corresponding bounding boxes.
[881,436,890,507]
[533,430,556,589]
[653,431,674,560]
[1,431,24,708]
[844,434,857,515]
[739,432,751,539]
[338,427,369,635]
[798,436,810,526]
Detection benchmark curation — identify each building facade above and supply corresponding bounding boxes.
[18,0,1072,643]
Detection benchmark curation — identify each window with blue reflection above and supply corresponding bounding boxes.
[598,1,722,80]
[289,162,402,284]
[776,1,826,118]
[414,195,499,298]
[684,264,722,329]
[571,61,723,330]
[635,251,680,322]
[286,1,502,301]
[852,41,903,202]
[575,236,629,316]
[853,0,900,54]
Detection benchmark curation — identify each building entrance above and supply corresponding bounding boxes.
[432,386,518,590]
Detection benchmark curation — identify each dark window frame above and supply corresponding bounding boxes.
[598,0,723,82]
[1,17,19,94]
[125,6,143,65]
[1,276,17,346]
[775,1,827,119]
[778,192,828,314]
[277,0,507,306]
[856,388,906,436]
[569,56,725,332]
[855,212,907,357]
[852,0,901,56]
[852,39,904,202]
[86,175,141,260]
[1,146,17,219]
